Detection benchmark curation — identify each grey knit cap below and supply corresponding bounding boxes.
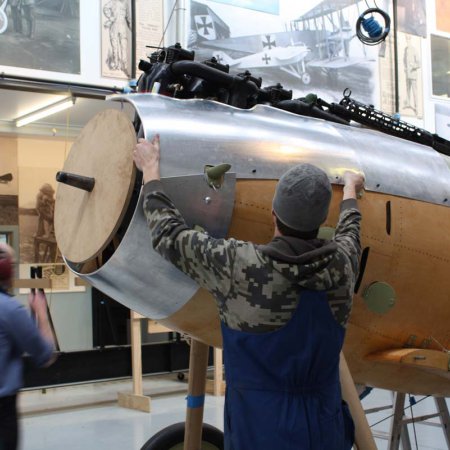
[272,163,332,232]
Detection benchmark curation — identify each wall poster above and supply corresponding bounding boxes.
[378,32,423,120]
[101,0,133,79]
[135,0,164,74]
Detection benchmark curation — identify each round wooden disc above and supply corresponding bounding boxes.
[55,109,137,264]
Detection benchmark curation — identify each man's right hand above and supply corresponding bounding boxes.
[29,290,48,318]
[343,171,365,200]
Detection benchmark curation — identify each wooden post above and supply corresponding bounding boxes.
[117,310,151,412]
[184,339,209,450]
[213,347,224,396]
[205,347,225,396]
[339,353,377,450]
[13,279,52,289]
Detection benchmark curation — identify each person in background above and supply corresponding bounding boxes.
[9,0,22,34]
[403,34,420,114]
[0,243,56,450]
[134,135,364,450]
[22,0,35,38]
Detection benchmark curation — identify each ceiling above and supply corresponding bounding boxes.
[0,87,133,139]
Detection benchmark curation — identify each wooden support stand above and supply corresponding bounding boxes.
[14,277,87,289]
[13,278,52,289]
[368,392,450,450]
[184,339,210,450]
[118,311,151,413]
[206,347,225,396]
[339,353,378,450]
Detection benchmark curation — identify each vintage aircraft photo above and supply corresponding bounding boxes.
[189,0,377,102]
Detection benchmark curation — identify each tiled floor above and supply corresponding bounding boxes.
[17,376,449,450]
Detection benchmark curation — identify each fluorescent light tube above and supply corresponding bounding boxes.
[15,97,75,128]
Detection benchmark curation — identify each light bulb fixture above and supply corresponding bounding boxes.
[15,97,75,128]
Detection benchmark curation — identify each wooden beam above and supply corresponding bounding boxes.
[74,277,90,287]
[13,279,52,289]
[147,319,172,334]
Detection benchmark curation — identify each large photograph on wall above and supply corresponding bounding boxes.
[18,166,62,265]
[431,34,450,99]
[188,0,378,104]
[17,140,64,266]
[101,0,132,79]
[0,0,80,74]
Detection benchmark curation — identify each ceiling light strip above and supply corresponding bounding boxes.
[15,97,75,128]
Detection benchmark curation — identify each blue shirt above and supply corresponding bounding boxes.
[0,291,53,397]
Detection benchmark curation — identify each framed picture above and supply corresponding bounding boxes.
[101,0,133,79]
[431,34,450,99]
[0,0,80,74]
[435,0,450,34]
[397,0,427,38]
[135,0,164,76]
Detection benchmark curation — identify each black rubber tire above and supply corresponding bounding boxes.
[140,422,224,450]
[177,372,185,381]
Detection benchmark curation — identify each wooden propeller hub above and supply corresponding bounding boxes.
[55,109,137,264]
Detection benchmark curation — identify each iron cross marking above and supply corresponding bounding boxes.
[262,54,271,65]
[262,35,276,50]
[197,16,213,35]
[215,54,223,64]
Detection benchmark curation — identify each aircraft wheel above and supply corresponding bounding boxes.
[302,72,311,85]
[140,422,224,450]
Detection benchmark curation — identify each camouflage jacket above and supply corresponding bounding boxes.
[143,180,362,332]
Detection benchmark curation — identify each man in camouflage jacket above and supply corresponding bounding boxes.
[134,134,364,449]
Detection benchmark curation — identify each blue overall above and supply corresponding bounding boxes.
[221,290,354,450]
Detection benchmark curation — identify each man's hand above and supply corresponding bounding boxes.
[133,134,161,183]
[343,171,365,200]
[28,290,56,354]
[28,290,48,318]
